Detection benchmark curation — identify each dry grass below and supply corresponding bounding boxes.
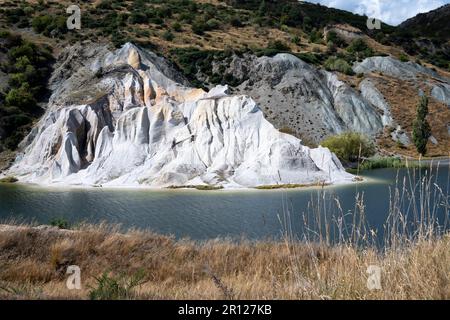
[0,223,448,300]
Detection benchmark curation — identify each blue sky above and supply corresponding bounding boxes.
[305,0,450,25]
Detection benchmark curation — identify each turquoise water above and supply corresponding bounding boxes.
[0,166,448,241]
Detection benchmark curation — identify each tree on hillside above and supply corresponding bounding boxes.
[412,95,431,156]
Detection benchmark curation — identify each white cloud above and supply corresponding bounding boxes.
[305,0,449,25]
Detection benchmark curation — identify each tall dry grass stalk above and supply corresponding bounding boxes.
[277,160,449,299]
[0,163,448,300]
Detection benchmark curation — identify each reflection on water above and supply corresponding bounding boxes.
[0,166,448,241]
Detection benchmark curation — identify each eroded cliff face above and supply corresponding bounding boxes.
[6,43,353,188]
[219,53,450,155]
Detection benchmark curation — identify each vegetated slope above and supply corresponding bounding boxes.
[400,4,450,40]
[395,4,450,70]
[0,31,53,169]
[225,0,393,32]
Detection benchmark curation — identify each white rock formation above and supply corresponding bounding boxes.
[7,43,353,188]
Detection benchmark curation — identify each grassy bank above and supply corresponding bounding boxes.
[346,157,428,174]
[0,223,448,300]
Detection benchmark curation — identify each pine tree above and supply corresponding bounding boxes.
[412,95,431,156]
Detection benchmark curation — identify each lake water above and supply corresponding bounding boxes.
[0,165,448,241]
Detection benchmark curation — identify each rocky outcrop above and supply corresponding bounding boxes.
[431,83,450,106]
[354,56,450,107]
[6,43,353,188]
[230,53,384,143]
[353,56,442,80]
[359,78,393,126]
[323,24,364,42]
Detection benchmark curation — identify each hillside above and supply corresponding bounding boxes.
[0,0,449,175]
[400,4,450,40]
[394,4,450,70]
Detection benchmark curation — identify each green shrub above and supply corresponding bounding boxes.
[97,0,113,10]
[89,271,146,300]
[13,56,32,72]
[32,15,53,33]
[129,11,147,24]
[347,38,369,53]
[4,8,26,24]
[49,218,70,229]
[206,18,220,30]
[326,31,346,47]
[111,31,127,48]
[399,53,409,62]
[321,132,376,163]
[23,6,34,16]
[192,19,207,35]
[230,16,243,27]
[31,14,66,36]
[291,35,301,45]
[8,73,27,88]
[346,38,374,60]
[163,30,174,41]
[324,57,354,75]
[267,40,290,51]
[179,12,194,23]
[5,84,37,111]
[0,36,52,155]
[172,22,182,32]
[309,29,324,44]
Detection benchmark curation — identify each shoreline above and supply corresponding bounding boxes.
[0,177,363,193]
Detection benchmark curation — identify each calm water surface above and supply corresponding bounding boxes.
[0,166,448,241]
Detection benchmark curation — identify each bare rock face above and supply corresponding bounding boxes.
[7,43,353,188]
[359,78,394,127]
[354,56,450,107]
[232,53,383,143]
[323,24,364,42]
[431,83,450,106]
[353,56,442,80]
